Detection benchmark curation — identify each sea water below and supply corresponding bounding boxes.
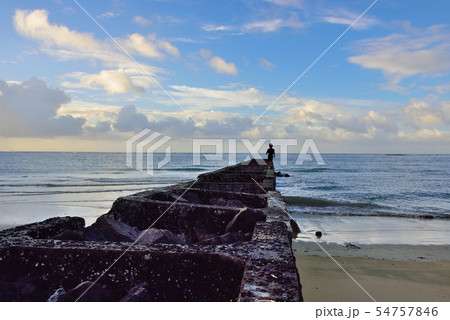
[276,154,450,245]
[0,152,449,245]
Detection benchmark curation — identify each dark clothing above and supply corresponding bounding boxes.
[266,147,275,161]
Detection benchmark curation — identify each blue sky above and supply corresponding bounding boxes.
[0,0,449,153]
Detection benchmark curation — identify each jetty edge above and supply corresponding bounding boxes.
[0,159,302,302]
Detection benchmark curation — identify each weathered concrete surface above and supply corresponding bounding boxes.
[0,240,245,302]
[0,159,302,302]
[0,217,85,240]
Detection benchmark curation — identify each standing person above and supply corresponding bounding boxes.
[266,143,275,169]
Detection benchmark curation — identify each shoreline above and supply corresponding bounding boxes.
[289,213,450,246]
[293,241,450,302]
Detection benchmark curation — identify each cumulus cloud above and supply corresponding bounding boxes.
[124,33,163,59]
[328,115,370,134]
[269,96,399,141]
[123,33,180,59]
[200,117,253,137]
[147,115,254,138]
[158,39,181,58]
[14,9,180,63]
[62,69,145,94]
[0,78,85,137]
[111,104,254,139]
[404,99,449,129]
[398,129,450,143]
[365,110,398,133]
[13,9,177,94]
[148,117,197,138]
[191,48,236,74]
[207,56,238,75]
[84,121,112,135]
[113,105,150,132]
[348,25,450,90]
[14,9,102,55]
[327,111,397,137]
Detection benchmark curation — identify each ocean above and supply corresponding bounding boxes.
[0,152,449,245]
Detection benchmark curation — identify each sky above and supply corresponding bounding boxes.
[0,0,450,153]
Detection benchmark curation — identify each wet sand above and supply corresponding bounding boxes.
[293,241,450,302]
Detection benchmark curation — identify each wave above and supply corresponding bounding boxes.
[303,185,343,191]
[163,167,208,172]
[283,195,382,208]
[291,167,330,173]
[0,186,156,197]
[288,209,450,220]
[0,181,153,188]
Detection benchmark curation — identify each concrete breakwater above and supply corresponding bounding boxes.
[0,159,302,302]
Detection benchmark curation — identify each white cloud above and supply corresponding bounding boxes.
[14,9,103,54]
[320,9,379,30]
[350,48,450,76]
[58,100,121,126]
[124,33,163,59]
[158,39,181,58]
[259,58,276,70]
[207,56,238,75]
[398,129,450,143]
[13,9,176,94]
[198,117,253,137]
[268,96,399,142]
[328,114,371,134]
[97,11,119,19]
[348,25,450,90]
[202,17,303,35]
[202,24,233,32]
[168,85,266,109]
[263,0,304,7]
[403,99,448,128]
[326,111,397,137]
[285,13,304,29]
[422,82,450,94]
[243,19,284,33]
[365,110,398,133]
[202,13,302,34]
[0,78,85,137]
[243,13,303,33]
[198,49,212,59]
[111,104,254,138]
[133,15,151,26]
[123,33,180,59]
[62,69,145,94]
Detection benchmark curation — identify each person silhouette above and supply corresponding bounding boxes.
[266,143,275,169]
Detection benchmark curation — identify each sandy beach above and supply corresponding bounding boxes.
[293,241,450,302]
